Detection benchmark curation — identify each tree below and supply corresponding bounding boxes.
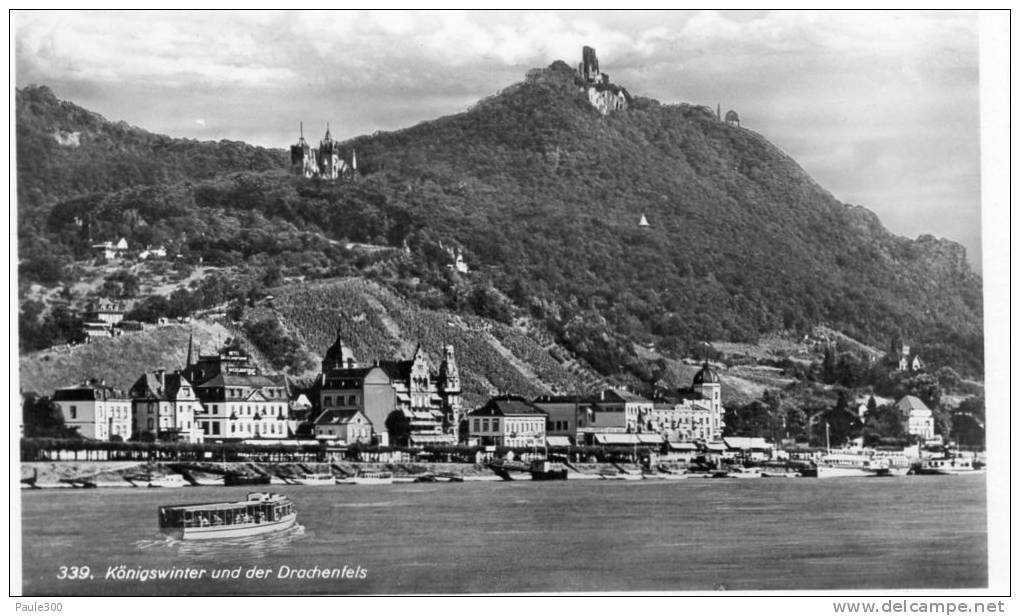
[895,373,941,409]
[22,394,74,438]
[723,401,771,438]
[860,403,906,447]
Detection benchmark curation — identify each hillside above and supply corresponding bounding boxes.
[16,59,985,384]
[18,278,615,408]
[19,322,236,395]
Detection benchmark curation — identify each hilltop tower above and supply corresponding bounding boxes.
[290,122,317,178]
[575,46,629,115]
[316,123,343,180]
[290,123,357,180]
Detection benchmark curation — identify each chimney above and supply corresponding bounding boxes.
[155,368,166,389]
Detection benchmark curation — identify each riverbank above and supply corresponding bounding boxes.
[20,459,699,488]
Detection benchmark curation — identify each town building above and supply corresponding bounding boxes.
[91,237,128,260]
[467,396,547,447]
[181,336,290,440]
[896,395,936,440]
[290,123,357,180]
[537,364,726,446]
[647,398,716,442]
[127,369,205,442]
[897,345,924,372]
[315,331,462,447]
[80,299,126,342]
[52,378,132,440]
[313,409,373,444]
[85,299,125,325]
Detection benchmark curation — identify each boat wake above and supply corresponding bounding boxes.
[135,524,307,560]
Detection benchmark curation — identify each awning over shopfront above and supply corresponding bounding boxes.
[667,441,699,451]
[409,433,456,445]
[594,434,640,445]
[546,436,572,447]
[723,437,771,450]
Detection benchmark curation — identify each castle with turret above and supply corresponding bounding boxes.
[576,46,630,115]
[290,123,358,180]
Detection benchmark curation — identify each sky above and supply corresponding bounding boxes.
[13,10,986,270]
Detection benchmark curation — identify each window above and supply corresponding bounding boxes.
[212,423,219,435]
[325,396,332,407]
[492,418,499,432]
[212,404,218,414]
[482,419,490,432]
[147,419,154,430]
[348,395,357,406]
[69,405,77,419]
[473,418,480,433]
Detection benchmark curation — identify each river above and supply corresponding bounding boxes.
[19,474,986,595]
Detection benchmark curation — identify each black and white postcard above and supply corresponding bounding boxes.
[10,9,1010,608]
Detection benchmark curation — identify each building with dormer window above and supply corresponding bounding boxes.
[128,369,205,443]
[315,329,462,447]
[181,335,290,440]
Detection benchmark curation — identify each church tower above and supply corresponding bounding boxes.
[437,344,463,438]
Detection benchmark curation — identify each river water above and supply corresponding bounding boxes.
[20,474,986,595]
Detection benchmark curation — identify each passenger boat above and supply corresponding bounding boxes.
[761,470,800,478]
[337,471,394,485]
[180,469,225,486]
[287,472,336,486]
[158,492,297,541]
[911,457,985,475]
[810,454,892,478]
[530,459,568,481]
[600,470,642,481]
[127,473,188,488]
[488,461,532,481]
[726,467,763,479]
[224,471,271,486]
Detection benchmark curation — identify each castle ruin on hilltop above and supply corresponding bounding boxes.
[290,123,358,180]
[576,46,630,115]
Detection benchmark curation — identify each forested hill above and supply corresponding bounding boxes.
[15,85,287,220]
[16,62,985,378]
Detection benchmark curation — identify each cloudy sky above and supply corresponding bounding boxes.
[14,10,986,269]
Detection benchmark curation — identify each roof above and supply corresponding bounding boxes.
[896,395,931,412]
[314,410,366,426]
[667,441,699,451]
[692,361,720,385]
[129,371,193,401]
[469,396,547,417]
[377,360,414,381]
[53,381,129,401]
[533,394,590,404]
[599,389,651,404]
[409,433,456,445]
[198,374,286,389]
[593,433,660,445]
[723,437,771,450]
[594,434,641,445]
